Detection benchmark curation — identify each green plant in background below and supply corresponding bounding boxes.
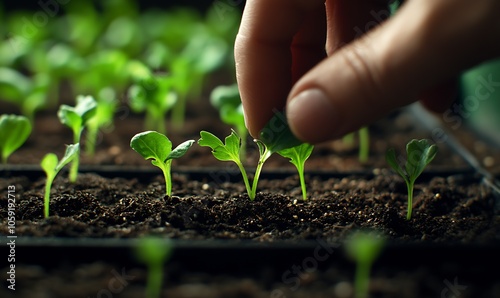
[342,126,370,163]
[134,237,173,298]
[85,88,118,156]
[129,74,177,134]
[0,114,32,164]
[386,139,438,220]
[41,144,80,218]
[210,84,247,160]
[58,95,97,183]
[130,131,194,196]
[278,143,314,200]
[199,112,302,200]
[0,67,47,122]
[345,231,385,298]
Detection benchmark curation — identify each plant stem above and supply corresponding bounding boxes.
[354,261,370,298]
[358,126,369,163]
[146,264,163,298]
[236,161,252,200]
[297,164,307,201]
[250,150,271,200]
[69,132,80,183]
[163,161,172,196]
[406,180,414,220]
[44,177,54,218]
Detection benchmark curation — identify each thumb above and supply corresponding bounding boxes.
[286,0,500,143]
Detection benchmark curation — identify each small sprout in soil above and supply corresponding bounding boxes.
[345,231,385,298]
[41,143,80,218]
[210,84,247,161]
[58,95,97,182]
[0,114,32,164]
[134,237,173,298]
[342,126,370,163]
[277,143,314,200]
[130,131,194,196]
[386,139,438,220]
[199,111,303,200]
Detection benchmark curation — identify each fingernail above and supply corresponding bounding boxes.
[287,88,339,143]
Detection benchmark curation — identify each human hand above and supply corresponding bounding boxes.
[235,0,500,143]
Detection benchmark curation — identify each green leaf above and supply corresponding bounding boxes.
[58,95,97,131]
[130,131,172,164]
[0,67,32,101]
[260,110,302,154]
[56,144,80,173]
[210,84,241,109]
[41,153,58,177]
[385,148,407,181]
[0,115,32,163]
[198,130,241,162]
[167,140,195,161]
[405,139,438,182]
[278,143,314,168]
[220,104,244,127]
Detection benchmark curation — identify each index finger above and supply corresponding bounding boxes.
[235,0,327,137]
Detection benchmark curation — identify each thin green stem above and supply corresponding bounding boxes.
[406,180,414,220]
[355,261,370,298]
[297,164,307,200]
[146,264,163,298]
[69,131,80,183]
[163,161,172,196]
[235,161,252,199]
[85,125,98,156]
[44,177,54,218]
[358,126,369,163]
[250,150,271,200]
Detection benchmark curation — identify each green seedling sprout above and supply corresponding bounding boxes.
[342,126,370,163]
[345,231,385,298]
[0,115,32,164]
[277,143,314,200]
[58,95,97,183]
[130,131,194,196]
[199,111,302,200]
[386,139,438,220]
[129,74,177,134]
[41,144,80,218]
[134,237,173,298]
[210,84,247,160]
[85,88,117,156]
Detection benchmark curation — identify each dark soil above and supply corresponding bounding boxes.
[0,169,499,298]
[1,171,498,243]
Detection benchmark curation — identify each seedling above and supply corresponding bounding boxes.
[278,143,314,200]
[210,84,247,160]
[342,126,370,163]
[199,111,302,200]
[41,144,80,218]
[85,88,118,156]
[130,131,194,196]
[386,139,438,220]
[345,231,385,298]
[134,237,173,298]
[129,74,177,134]
[0,115,32,164]
[58,95,97,182]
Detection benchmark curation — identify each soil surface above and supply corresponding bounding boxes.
[1,168,499,298]
[1,171,498,243]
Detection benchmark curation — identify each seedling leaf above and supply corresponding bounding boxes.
[41,153,58,178]
[131,131,172,164]
[0,114,32,163]
[260,110,302,154]
[198,130,241,162]
[167,140,195,160]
